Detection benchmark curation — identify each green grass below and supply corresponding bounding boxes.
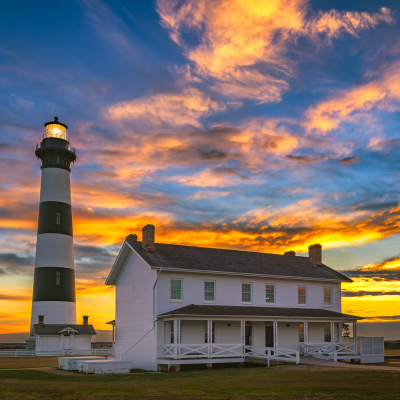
[0,365,400,399]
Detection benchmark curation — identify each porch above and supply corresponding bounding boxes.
[157,317,360,366]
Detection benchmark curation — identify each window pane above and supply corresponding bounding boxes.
[205,281,215,301]
[55,270,61,286]
[266,285,275,303]
[56,212,61,226]
[298,286,306,305]
[324,323,331,342]
[242,283,252,302]
[324,288,332,306]
[171,279,182,300]
[299,323,304,342]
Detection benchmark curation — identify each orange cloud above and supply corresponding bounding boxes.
[157,0,392,103]
[106,88,225,128]
[305,61,400,133]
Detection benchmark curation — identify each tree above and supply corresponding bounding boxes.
[342,323,350,337]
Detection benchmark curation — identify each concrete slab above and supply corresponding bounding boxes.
[58,356,105,370]
[78,359,131,375]
[300,357,400,371]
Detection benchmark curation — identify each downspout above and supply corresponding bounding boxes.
[119,268,162,360]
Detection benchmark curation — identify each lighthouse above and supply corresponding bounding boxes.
[30,116,77,330]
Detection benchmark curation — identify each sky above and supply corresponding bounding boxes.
[1,0,400,341]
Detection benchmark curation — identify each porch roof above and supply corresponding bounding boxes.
[33,324,97,336]
[159,304,362,320]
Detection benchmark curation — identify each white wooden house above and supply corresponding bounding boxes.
[106,225,384,371]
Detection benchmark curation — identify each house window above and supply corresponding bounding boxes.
[170,279,182,301]
[298,286,307,305]
[204,281,215,302]
[55,270,61,286]
[266,284,275,304]
[324,287,332,306]
[56,211,61,226]
[204,322,215,343]
[56,155,61,164]
[324,323,331,342]
[299,323,304,342]
[242,283,252,303]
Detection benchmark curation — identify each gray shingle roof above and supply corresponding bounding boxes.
[33,324,97,335]
[159,304,361,319]
[127,240,351,282]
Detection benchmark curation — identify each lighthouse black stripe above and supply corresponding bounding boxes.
[32,267,76,302]
[37,201,73,236]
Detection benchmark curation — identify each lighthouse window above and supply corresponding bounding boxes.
[56,155,61,164]
[56,270,61,286]
[56,211,61,226]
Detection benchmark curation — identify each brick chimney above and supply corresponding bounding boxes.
[83,315,89,326]
[38,315,44,325]
[126,234,138,241]
[284,250,296,256]
[142,224,155,251]
[308,244,322,265]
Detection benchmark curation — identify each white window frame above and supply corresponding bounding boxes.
[323,287,333,307]
[297,285,307,306]
[241,282,253,304]
[204,280,216,303]
[170,278,183,302]
[265,283,276,305]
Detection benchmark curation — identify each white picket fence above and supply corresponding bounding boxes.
[303,342,356,361]
[0,347,114,358]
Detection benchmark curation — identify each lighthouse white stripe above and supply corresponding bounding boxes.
[35,234,75,269]
[30,301,76,331]
[40,168,71,204]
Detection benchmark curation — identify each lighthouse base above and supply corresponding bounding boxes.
[31,301,76,331]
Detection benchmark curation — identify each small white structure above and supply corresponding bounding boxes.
[105,226,385,371]
[58,356,105,370]
[32,315,96,355]
[78,359,131,374]
[358,336,385,364]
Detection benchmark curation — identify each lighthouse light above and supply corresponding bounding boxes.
[45,123,67,140]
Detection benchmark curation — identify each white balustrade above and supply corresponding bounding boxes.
[0,347,114,358]
[303,342,356,361]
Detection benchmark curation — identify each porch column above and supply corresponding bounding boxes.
[274,320,278,348]
[207,320,212,358]
[241,320,245,354]
[331,322,334,343]
[173,319,178,359]
[304,321,308,344]
[354,321,357,354]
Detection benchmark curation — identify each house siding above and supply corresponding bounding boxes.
[115,251,158,370]
[156,272,341,315]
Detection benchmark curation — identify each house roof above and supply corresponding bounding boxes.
[158,304,362,320]
[33,324,97,336]
[105,240,351,284]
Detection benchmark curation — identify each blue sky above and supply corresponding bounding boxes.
[1,0,400,338]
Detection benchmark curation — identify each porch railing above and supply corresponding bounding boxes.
[0,347,114,358]
[244,346,299,364]
[163,344,299,364]
[303,342,356,361]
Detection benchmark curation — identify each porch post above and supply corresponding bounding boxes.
[208,319,212,358]
[275,320,278,348]
[304,321,308,343]
[241,320,245,354]
[331,322,334,343]
[354,321,357,354]
[173,319,178,359]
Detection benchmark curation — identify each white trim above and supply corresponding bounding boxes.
[241,281,253,304]
[149,266,349,283]
[297,285,307,307]
[265,283,276,306]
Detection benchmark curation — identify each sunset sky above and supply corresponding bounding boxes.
[1,0,400,341]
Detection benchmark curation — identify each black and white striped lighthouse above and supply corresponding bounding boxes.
[30,117,77,330]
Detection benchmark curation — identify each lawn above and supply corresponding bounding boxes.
[0,365,399,399]
[0,356,59,369]
[386,349,400,356]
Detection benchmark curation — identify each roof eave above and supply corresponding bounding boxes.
[158,313,361,320]
[105,241,132,285]
[151,267,351,283]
